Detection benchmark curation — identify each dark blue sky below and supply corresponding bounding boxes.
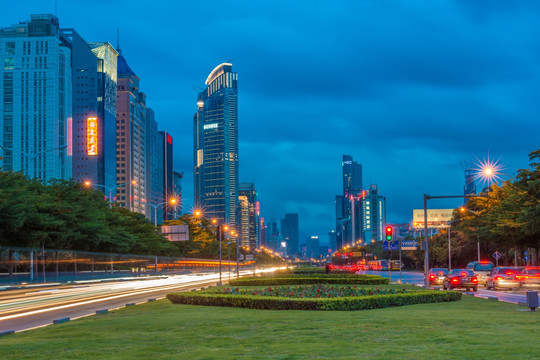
[3,1,540,244]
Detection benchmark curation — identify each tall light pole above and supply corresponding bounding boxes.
[0,145,67,178]
[83,179,136,209]
[150,198,178,226]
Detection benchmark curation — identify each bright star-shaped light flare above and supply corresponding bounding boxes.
[473,154,505,188]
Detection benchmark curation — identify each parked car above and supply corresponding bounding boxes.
[427,268,448,287]
[466,261,495,286]
[443,269,478,292]
[486,267,521,290]
[516,266,540,289]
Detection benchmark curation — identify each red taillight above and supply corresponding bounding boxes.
[472,277,478,283]
[516,275,528,280]
[505,271,515,275]
[452,277,459,283]
[429,274,436,280]
[494,276,504,281]
[461,272,468,277]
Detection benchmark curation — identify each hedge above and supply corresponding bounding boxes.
[229,277,388,286]
[261,272,383,279]
[166,290,461,311]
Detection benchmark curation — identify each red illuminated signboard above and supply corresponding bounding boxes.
[87,117,98,156]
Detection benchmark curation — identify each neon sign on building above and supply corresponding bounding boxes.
[87,117,98,156]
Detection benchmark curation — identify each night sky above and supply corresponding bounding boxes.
[3,1,540,245]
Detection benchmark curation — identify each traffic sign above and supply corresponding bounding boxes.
[384,241,399,251]
[492,251,502,260]
[401,240,417,250]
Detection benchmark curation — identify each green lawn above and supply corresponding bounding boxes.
[1,294,538,360]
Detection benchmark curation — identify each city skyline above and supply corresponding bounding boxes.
[1,2,540,243]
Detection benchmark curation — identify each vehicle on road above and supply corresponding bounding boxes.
[466,261,494,286]
[427,268,448,287]
[443,269,478,292]
[368,260,389,271]
[390,260,402,271]
[516,266,540,289]
[486,267,521,290]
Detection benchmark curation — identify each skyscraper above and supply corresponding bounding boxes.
[238,182,259,249]
[281,213,299,257]
[336,155,363,249]
[61,28,117,193]
[194,63,238,227]
[361,184,386,242]
[0,15,72,180]
[116,51,146,214]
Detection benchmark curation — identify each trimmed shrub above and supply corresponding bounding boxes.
[166,289,461,311]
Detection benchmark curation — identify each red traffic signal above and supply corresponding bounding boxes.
[385,226,393,241]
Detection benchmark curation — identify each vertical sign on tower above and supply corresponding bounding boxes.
[87,117,98,156]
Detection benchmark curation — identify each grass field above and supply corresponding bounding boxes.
[1,292,538,360]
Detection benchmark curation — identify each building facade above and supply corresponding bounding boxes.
[335,155,363,249]
[61,28,117,194]
[281,213,299,258]
[238,182,259,249]
[361,184,386,242]
[194,63,239,227]
[0,14,72,180]
[116,52,146,214]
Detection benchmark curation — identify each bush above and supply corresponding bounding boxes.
[229,276,388,286]
[166,289,461,311]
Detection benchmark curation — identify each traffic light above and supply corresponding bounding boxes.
[385,226,393,241]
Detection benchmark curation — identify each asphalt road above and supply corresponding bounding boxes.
[0,270,251,333]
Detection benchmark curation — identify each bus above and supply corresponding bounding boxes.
[390,260,402,271]
[368,260,389,271]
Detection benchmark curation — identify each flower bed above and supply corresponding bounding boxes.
[220,285,404,298]
[166,285,461,311]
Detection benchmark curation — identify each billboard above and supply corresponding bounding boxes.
[412,209,454,229]
[87,117,98,156]
[161,225,189,241]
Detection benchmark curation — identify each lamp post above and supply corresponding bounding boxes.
[0,145,67,178]
[459,207,482,262]
[83,179,136,209]
[150,197,178,226]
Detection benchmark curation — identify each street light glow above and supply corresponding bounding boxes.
[474,155,504,188]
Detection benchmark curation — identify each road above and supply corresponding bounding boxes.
[0,270,253,333]
[365,270,532,305]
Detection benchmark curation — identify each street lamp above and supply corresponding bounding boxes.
[195,211,229,286]
[83,179,136,209]
[0,145,67,178]
[150,197,178,226]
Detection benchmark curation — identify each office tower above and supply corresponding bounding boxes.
[281,213,299,257]
[0,15,72,180]
[329,229,337,252]
[306,236,320,258]
[61,29,117,194]
[361,184,386,242]
[173,171,183,216]
[145,108,161,222]
[194,63,238,227]
[159,131,174,220]
[266,215,279,251]
[116,51,146,214]
[335,155,363,249]
[238,183,259,249]
[259,217,266,248]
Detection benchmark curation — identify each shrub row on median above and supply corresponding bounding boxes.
[166,290,461,311]
[229,276,389,286]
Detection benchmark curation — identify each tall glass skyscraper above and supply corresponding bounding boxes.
[0,15,72,180]
[194,63,239,227]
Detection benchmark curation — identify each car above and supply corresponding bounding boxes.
[485,267,521,290]
[466,261,495,286]
[516,266,540,289]
[443,269,478,292]
[427,268,449,287]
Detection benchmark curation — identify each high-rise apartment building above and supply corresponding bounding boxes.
[116,52,146,214]
[238,183,259,249]
[60,29,117,193]
[194,63,238,227]
[0,15,72,180]
[361,184,386,242]
[281,213,299,257]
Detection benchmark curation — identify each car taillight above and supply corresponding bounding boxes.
[505,271,515,275]
[472,277,478,283]
[429,274,436,280]
[452,277,459,283]
[516,275,528,280]
[494,276,504,281]
[461,272,468,276]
